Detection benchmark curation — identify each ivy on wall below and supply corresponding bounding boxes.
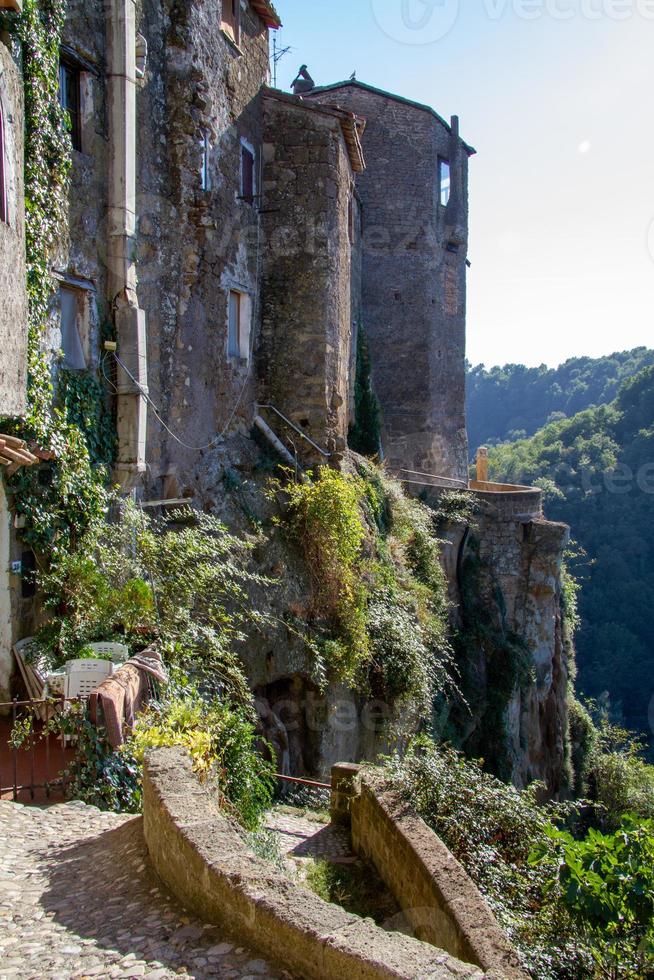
[1,0,114,557]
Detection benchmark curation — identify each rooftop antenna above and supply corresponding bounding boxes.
[272,35,293,89]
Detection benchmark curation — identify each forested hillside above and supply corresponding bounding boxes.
[487,366,654,744]
[467,348,654,450]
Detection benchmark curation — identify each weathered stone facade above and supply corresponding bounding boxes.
[0,35,27,419]
[307,81,473,483]
[258,91,363,461]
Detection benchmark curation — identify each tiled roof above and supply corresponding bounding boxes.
[0,433,48,477]
[263,89,366,173]
[250,0,282,29]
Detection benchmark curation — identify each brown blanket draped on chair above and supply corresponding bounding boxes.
[89,645,167,749]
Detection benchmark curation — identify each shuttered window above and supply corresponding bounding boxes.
[222,0,240,44]
[241,143,255,203]
[59,59,82,152]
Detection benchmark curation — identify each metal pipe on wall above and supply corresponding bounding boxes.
[107,0,148,488]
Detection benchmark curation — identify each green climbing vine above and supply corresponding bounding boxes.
[1,0,113,557]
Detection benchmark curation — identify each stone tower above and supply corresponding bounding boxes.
[306,80,474,484]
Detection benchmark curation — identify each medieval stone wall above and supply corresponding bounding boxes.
[58,0,272,501]
[306,83,470,483]
[0,37,27,418]
[138,0,271,500]
[258,93,356,461]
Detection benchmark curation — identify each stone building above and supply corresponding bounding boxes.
[306,80,474,484]
[258,90,365,462]
[0,1,573,792]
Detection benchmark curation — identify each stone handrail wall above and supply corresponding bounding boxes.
[469,481,543,520]
[143,747,496,980]
[334,767,529,980]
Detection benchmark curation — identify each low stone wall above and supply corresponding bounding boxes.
[335,767,529,980]
[143,748,494,980]
[469,482,543,521]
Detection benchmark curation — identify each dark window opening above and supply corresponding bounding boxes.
[0,104,6,225]
[59,59,82,152]
[446,241,460,254]
[348,196,355,244]
[222,0,241,44]
[21,551,37,600]
[241,143,255,202]
[200,128,211,191]
[438,157,451,207]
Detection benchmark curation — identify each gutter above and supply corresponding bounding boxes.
[107,0,148,488]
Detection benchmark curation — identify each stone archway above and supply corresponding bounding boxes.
[0,481,12,704]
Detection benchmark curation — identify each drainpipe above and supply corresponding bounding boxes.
[107,0,147,489]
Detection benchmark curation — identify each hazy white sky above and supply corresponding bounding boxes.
[274,0,654,368]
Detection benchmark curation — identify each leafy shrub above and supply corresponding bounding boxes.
[276,467,370,684]
[128,694,275,830]
[584,720,654,833]
[33,499,269,702]
[385,736,654,978]
[384,737,589,978]
[273,462,454,724]
[534,817,654,978]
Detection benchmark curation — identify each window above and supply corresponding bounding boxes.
[240,141,255,203]
[60,286,87,369]
[227,289,250,360]
[438,158,451,207]
[0,103,6,225]
[221,0,240,45]
[200,129,211,191]
[348,195,355,244]
[59,58,82,152]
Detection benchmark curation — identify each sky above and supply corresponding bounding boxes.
[272,0,654,369]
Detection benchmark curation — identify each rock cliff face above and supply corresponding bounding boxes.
[440,488,571,796]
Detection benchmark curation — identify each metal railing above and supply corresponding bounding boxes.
[0,697,85,803]
[256,404,332,458]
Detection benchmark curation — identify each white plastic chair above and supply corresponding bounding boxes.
[86,642,129,665]
[65,659,113,699]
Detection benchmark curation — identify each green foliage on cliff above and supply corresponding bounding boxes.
[273,463,454,725]
[486,366,654,747]
[467,347,654,449]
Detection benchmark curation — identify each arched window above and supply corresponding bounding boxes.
[0,102,7,225]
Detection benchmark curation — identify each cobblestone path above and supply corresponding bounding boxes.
[0,800,288,980]
[263,807,354,865]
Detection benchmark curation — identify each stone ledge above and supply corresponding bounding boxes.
[349,770,530,980]
[143,747,491,980]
